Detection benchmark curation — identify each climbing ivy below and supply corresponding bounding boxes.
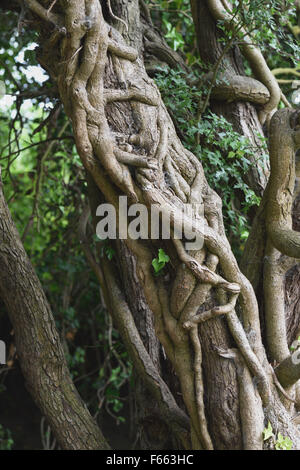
[263,422,293,450]
[155,66,265,256]
[152,248,170,275]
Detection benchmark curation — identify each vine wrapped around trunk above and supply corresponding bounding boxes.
[1,0,300,450]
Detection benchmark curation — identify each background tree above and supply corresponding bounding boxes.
[0,0,300,450]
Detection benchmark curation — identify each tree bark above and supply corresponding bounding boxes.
[191,0,269,196]
[0,171,110,450]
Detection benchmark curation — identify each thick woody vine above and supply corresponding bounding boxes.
[21,0,300,450]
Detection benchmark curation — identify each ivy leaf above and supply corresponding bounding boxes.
[152,249,170,275]
[152,258,165,274]
[275,433,293,450]
[158,248,170,264]
[263,422,273,441]
[105,246,115,260]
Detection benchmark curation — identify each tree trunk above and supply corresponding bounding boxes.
[0,172,109,450]
[2,0,300,450]
[191,1,269,196]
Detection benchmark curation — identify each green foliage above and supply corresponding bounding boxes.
[0,424,14,450]
[263,422,293,450]
[155,66,265,255]
[104,363,132,424]
[1,0,299,447]
[263,421,274,441]
[100,240,116,261]
[147,0,197,62]
[0,11,131,431]
[290,336,300,352]
[95,346,132,425]
[163,17,185,51]
[275,433,293,451]
[67,347,86,378]
[215,0,300,102]
[152,248,170,275]
[217,0,299,60]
